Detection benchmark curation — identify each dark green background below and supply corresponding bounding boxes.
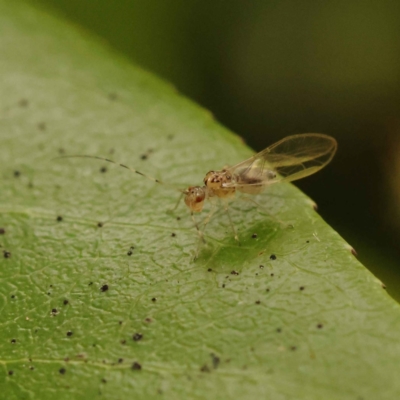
[30,0,400,298]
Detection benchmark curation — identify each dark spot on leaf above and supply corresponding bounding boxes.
[167,134,174,140]
[207,268,212,272]
[88,282,93,286]
[222,284,225,288]
[51,308,58,315]
[140,154,148,160]
[255,300,261,305]
[101,378,107,383]
[11,295,15,298]
[151,297,157,302]
[200,364,210,372]
[100,284,109,292]
[3,251,11,258]
[119,321,123,325]
[231,270,239,275]
[171,232,176,237]
[29,366,34,370]
[276,328,282,333]
[299,286,305,291]
[64,357,70,362]
[47,292,51,295]
[8,370,13,376]
[19,98,29,107]
[270,273,274,277]
[382,283,387,289]
[14,170,21,178]
[306,240,310,243]
[63,300,69,305]
[127,251,133,256]
[97,222,103,228]
[270,254,276,260]
[176,216,181,220]
[259,265,264,269]
[120,339,127,345]
[210,353,220,369]
[266,288,270,292]
[145,317,152,323]
[317,324,323,329]
[118,358,123,363]
[251,233,257,238]
[59,368,66,374]
[66,331,73,337]
[133,333,143,341]
[132,362,142,370]
[291,346,297,351]
[108,92,118,101]
[56,216,63,222]
[0,228,5,234]
[11,339,16,344]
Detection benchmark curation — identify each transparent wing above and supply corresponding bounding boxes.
[224,133,337,189]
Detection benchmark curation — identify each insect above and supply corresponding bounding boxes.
[58,133,337,246]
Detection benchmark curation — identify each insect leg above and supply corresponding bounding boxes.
[222,202,240,244]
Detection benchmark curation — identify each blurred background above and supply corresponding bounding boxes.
[31,0,400,299]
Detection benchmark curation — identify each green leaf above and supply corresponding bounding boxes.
[1,2,400,399]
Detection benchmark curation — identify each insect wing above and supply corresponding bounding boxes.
[225,133,337,189]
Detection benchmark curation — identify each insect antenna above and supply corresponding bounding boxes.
[54,155,186,193]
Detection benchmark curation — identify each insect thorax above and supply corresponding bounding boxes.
[203,170,236,199]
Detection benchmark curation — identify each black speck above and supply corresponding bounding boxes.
[255,300,261,305]
[276,328,282,333]
[29,366,34,370]
[133,333,143,341]
[66,331,73,337]
[3,251,11,258]
[200,364,210,373]
[251,233,257,239]
[8,370,14,376]
[56,216,63,222]
[171,232,176,237]
[291,346,297,351]
[0,228,5,234]
[108,92,118,101]
[119,321,123,325]
[11,339,16,344]
[299,286,305,291]
[59,368,66,374]
[100,284,109,292]
[222,284,226,288]
[63,299,69,305]
[132,362,142,370]
[97,222,103,228]
[145,317,152,323]
[51,308,58,315]
[88,282,93,286]
[121,340,126,345]
[11,295,15,299]
[266,288,270,292]
[382,283,387,290]
[207,268,212,272]
[118,358,123,363]
[176,216,181,220]
[259,265,264,269]
[100,166,107,173]
[230,270,239,276]
[317,324,323,329]
[19,98,29,107]
[270,273,274,277]
[151,297,157,302]
[210,353,220,369]
[101,378,107,383]
[47,292,51,295]
[140,154,148,160]
[14,170,20,177]
[270,254,276,260]
[306,240,310,243]
[127,250,133,256]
